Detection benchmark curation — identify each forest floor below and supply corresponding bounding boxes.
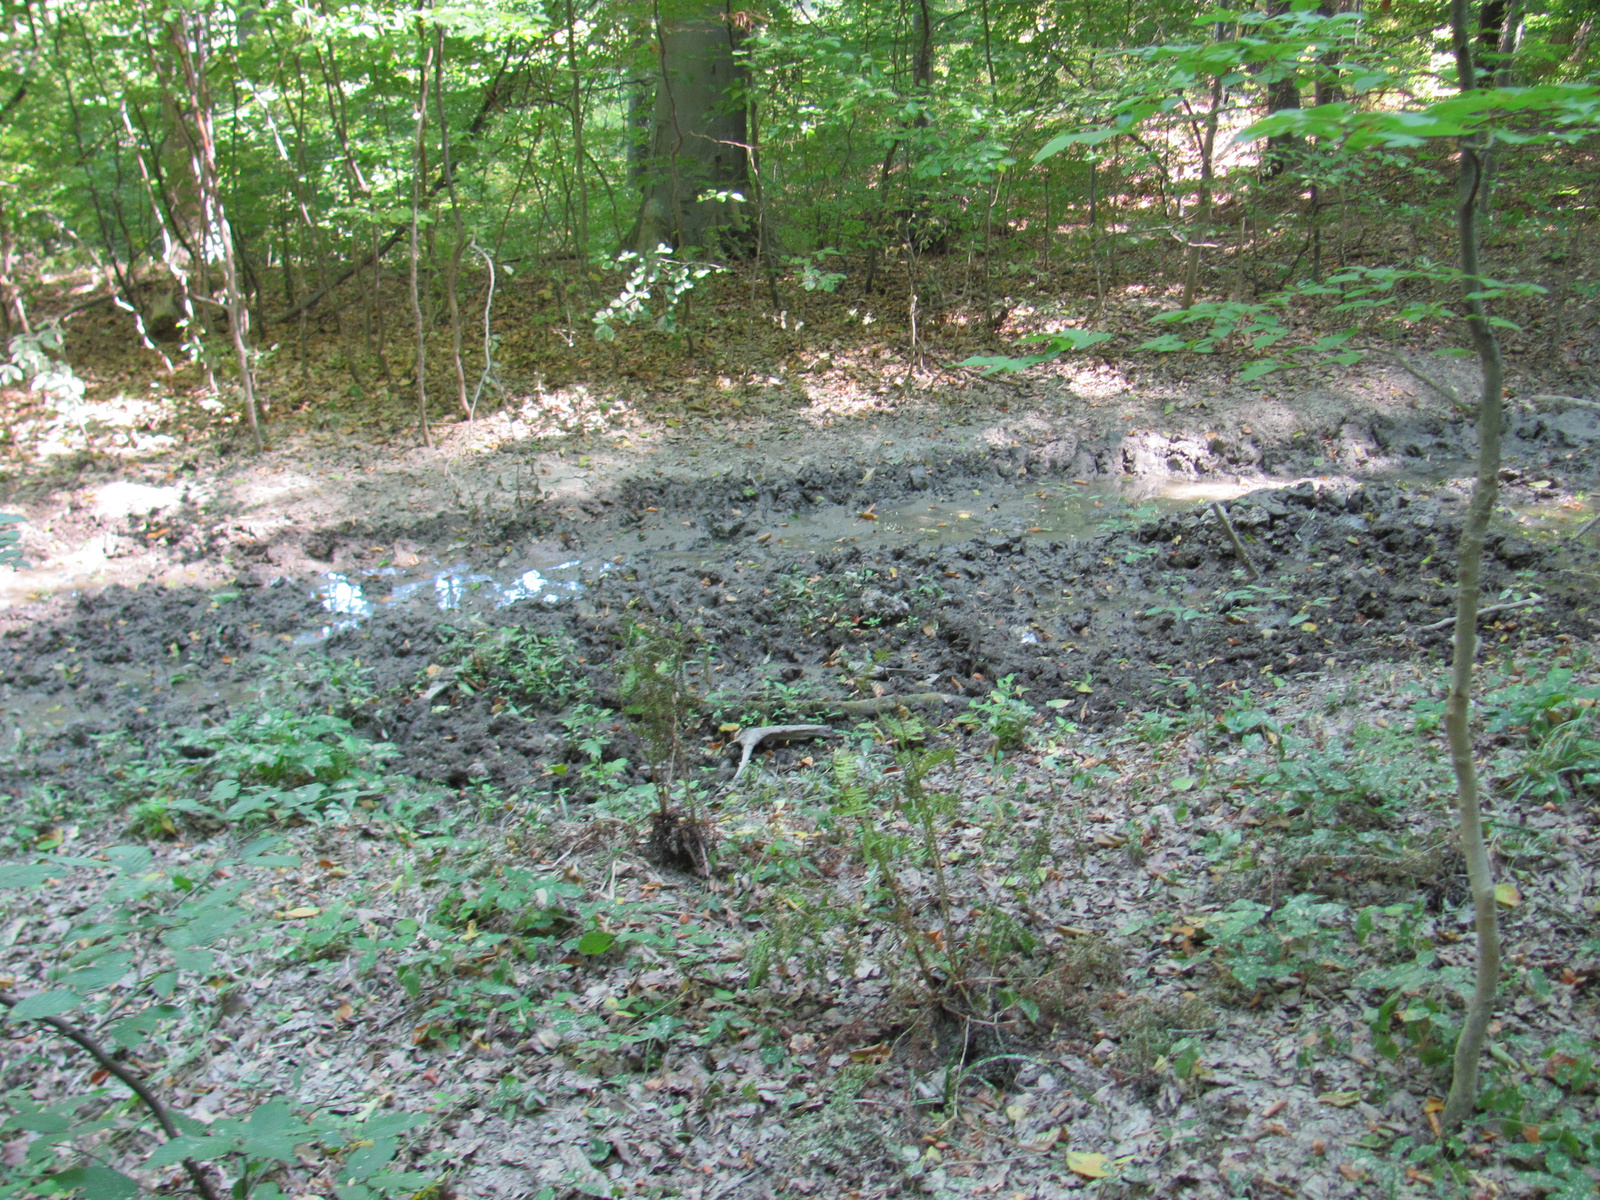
[2,274,1600,1200]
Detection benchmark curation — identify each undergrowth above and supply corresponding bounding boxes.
[3,648,1598,1199]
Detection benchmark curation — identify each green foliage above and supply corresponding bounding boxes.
[1481,667,1600,806]
[617,618,699,812]
[437,626,588,710]
[104,664,418,834]
[1199,893,1352,992]
[0,840,432,1200]
[593,247,721,343]
[960,674,1036,750]
[115,705,399,832]
[1,324,86,410]
[0,514,23,570]
[961,328,1113,375]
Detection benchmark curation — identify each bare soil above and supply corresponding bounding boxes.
[3,344,1600,1200]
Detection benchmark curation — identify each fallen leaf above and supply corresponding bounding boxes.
[1064,1150,1111,1179]
[1021,1126,1062,1153]
[277,906,321,920]
[1495,882,1521,907]
[849,1043,892,1064]
[1318,1090,1362,1108]
[1337,1164,1367,1182]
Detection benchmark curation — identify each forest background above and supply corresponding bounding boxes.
[2,1,1600,1200]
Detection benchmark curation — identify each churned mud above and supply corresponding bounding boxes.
[6,356,1600,1200]
[4,365,1599,799]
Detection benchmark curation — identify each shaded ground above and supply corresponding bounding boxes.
[3,348,1600,1200]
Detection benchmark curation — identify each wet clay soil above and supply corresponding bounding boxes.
[5,388,1600,800]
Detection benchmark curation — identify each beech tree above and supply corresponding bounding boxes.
[629,0,751,253]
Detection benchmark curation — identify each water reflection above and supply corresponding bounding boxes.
[299,559,591,642]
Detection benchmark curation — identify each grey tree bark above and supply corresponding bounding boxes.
[630,0,750,254]
[1441,0,1506,1134]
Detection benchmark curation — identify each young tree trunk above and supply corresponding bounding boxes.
[1478,0,1523,214]
[1441,0,1506,1134]
[435,28,469,418]
[1182,75,1224,309]
[630,0,750,254]
[0,193,27,338]
[409,18,434,448]
[168,13,263,449]
[564,0,590,265]
[1261,2,1301,179]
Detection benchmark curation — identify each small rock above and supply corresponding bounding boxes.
[858,587,909,621]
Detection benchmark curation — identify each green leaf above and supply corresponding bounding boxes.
[355,1113,427,1140]
[1034,125,1123,161]
[60,953,134,992]
[0,863,63,888]
[145,1135,226,1169]
[107,1007,177,1050]
[105,845,153,873]
[45,1167,140,1200]
[343,1137,398,1180]
[4,1111,71,1134]
[247,1101,292,1134]
[1138,334,1191,353]
[7,990,85,1020]
[171,948,215,974]
[164,908,247,949]
[1022,328,1114,353]
[1238,359,1282,383]
[958,353,1053,375]
[576,930,616,956]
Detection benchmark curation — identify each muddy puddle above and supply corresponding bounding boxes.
[291,477,1278,644]
[3,411,1596,799]
[299,557,596,643]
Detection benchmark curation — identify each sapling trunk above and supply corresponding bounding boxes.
[434,29,469,418]
[1181,74,1224,310]
[170,15,262,450]
[409,17,433,448]
[1441,0,1506,1134]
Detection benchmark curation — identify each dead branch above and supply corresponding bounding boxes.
[1210,501,1260,580]
[0,990,223,1200]
[1418,595,1538,632]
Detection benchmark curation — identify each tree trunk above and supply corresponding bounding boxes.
[630,0,750,254]
[168,14,262,449]
[1441,0,1506,1135]
[1262,1,1301,179]
[409,17,433,448]
[1182,74,1224,309]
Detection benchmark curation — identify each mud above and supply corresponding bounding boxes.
[5,393,1599,808]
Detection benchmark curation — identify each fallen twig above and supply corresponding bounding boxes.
[1385,351,1465,407]
[1522,393,1600,413]
[730,724,836,783]
[0,990,223,1200]
[1418,596,1539,631]
[1569,511,1600,541]
[1210,501,1260,580]
[814,692,956,718]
